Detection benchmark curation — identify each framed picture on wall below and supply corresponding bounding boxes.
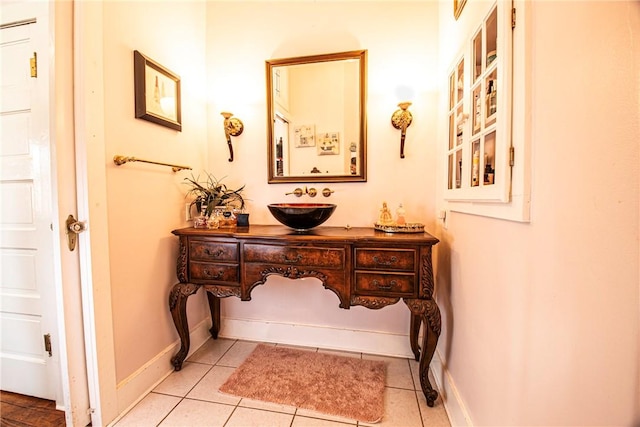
[317,132,340,155]
[294,125,315,147]
[134,50,182,131]
[454,0,467,20]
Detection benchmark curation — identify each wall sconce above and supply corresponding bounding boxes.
[391,102,413,159]
[221,112,244,162]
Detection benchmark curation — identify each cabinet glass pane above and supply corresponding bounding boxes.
[472,86,481,134]
[455,105,464,146]
[448,154,454,189]
[473,30,482,83]
[485,69,497,125]
[483,131,496,185]
[456,59,464,104]
[449,73,455,110]
[449,113,455,150]
[455,149,462,189]
[486,8,497,68]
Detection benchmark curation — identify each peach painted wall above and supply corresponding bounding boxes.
[204,1,439,356]
[435,1,639,425]
[101,1,209,382]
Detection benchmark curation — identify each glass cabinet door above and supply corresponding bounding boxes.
[447,58,465,190]
[445,2,512,202]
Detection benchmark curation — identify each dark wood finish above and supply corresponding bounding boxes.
[168,225,441,407]
[0,391,65,427]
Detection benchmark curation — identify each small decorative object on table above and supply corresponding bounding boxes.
[374,222,425,233]
[377,201,394,225]
[374,201,424,233]
[236,211,250,227]
[183,172,246,227]
[217,206,237,228]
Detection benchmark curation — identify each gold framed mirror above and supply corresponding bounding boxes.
[266,50,367,183]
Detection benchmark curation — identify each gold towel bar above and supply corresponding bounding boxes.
[113,155,192,172]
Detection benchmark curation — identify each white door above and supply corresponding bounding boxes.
[0,2,60,400]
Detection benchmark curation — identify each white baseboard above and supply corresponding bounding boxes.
[430,348,473,426]
[219,317,415,358]
[111,318,212,425]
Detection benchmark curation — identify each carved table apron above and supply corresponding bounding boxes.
[169,225,441,407]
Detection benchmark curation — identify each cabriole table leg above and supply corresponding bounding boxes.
[404,298,442,407]
[169,282,199,370]
[206,292,221,339]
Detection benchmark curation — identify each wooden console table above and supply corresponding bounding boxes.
[169,225,441,406]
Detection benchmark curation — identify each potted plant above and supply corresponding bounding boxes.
[184,172,246,218]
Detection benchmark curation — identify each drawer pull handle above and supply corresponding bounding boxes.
[373,279,397,290]
[281,253,303,264]
[203,269,223,279]
[204,248,224,257]
[372,255,398,266]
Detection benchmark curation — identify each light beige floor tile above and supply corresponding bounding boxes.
[363,353,414,390]
[224,406,294,427]
[238,397,297,414]
[187,338,236,365]
[114,392,180,426]
[187,365,241,405]
[153,361,212,397]
[294,407,358,425]
[292,415,357,426]
[360,387,422,427]
[158,398,234,427]
[216,340,263,367]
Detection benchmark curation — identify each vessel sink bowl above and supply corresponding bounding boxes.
[268,203,337,231]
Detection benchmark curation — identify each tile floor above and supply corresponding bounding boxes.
[114,339,451,427]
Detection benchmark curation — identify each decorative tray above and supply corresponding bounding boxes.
[374,222,425,233]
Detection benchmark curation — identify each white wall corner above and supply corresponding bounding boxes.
[111,318,212,425]
[431,349,473,427]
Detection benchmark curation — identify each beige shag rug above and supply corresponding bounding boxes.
[219,344,386,423]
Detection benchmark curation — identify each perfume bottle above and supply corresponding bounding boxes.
[396,204,406,225]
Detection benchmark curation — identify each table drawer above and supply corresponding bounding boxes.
[354,272,415,296]
[244,243,345,268]
[190,261,239,283]
[354,248,415,272]
[190,241,238,262]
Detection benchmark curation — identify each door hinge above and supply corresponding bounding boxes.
[30,52,37,78]
[44,333,52,357]
[509,146,515,166]
[512,7,516,29]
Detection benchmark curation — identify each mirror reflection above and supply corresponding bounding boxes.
[266,50,367,183]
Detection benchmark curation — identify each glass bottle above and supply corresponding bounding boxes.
[396,204,406,225]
